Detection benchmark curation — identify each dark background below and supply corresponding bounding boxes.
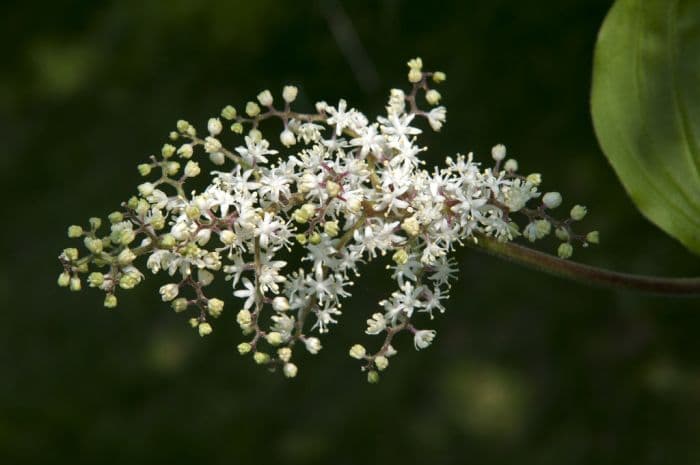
[2,1,700,464]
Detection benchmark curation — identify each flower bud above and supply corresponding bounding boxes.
[425,89,441,105]
[220,230,236,245]
[401,216,420,237]
[491,144,506,162]
[282,85,298,103]
[63,248,79,261]
[207,117,223,136]
[283,362,298,378]
[204,136,222,153]
[432,71,446,83]
[277,347,292,362]
[570,205,588,221]
[137,164,152,176]
[237,342,252,355]
[392,249,409,265]
[253,352,270,364]
[138,182,154,197]
[117,248,136,266]
[308,232,321,245]
[57,272,71,287]
[542,192,562,209]
[177,143,193,159]
[171,297,188,313]
[304,337,322,354]
[69,276,82,292]
[209,151,226,166]
[586,231,600,244]
[88,272,104,287]
[257,90,273,106]
[184,161,201,178]
[555,227,570,241]
[207,298,224,317]
[374,356,389,371]
[266,331,284,346]
[246,101,261,117]
[108,211,124,224]
[104,294,118,308]
[272,296,290,312]
[198,322,213,337]
[236,309,252,327]
[159,283,179,302]
[221,105,237,120]
[326,180,341,197]
[324,221,339,237]
[349,344,366,360]
[557,242,573,259]
[119,273,139,289]
[67,225,83,238]
[504,159,518,172]
[526,173,542,186]
[230,122,243,134]
[408,68,422,83]
[280,129,296,147]
[367,370,380,383]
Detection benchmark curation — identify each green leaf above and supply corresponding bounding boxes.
[591,0,700,254]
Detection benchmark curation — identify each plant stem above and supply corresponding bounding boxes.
[468,235,700,296]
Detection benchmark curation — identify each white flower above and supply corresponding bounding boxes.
[365,313,386,335]
[426,106,446,131]
[304,337,322,354]
[413,329,436,350]
[233,278,256,310]
[159,283,179,302]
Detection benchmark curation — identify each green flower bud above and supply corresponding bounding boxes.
[236,309,252,327]
[176,119,191,133]
[586,231,600,244]
[87,272,104,287]
[504,159,518,172]
[165,161,180,176]
[89,217,102,230]
[392,249,409,265]
[184,161,200,178]
[557,242,573,259]
[185,205,200,220]
[63,248,79,261]
[104,294,118,308]
[375,356,389,371]
[543,192,562,209]
[171,297,188,313]
[137,163,152,176]
[161,143,176,159]
[326,180,341,197]
[207,298,224,318]
[221,105,237,120]
[526,173,542,186]
[432,71,446,83]
[266,331,284,346]
[295,233,308,245]
[117,248,136,266]
[324,221,339,237]
[108,211,124,224]
[57,272,71,287]
[160,234,176,249]
[277,347,292,362]
[425,89,441,105]
[237,342,252,355]
[253,352,270,365]
[119,273,140,289]
[67,225,83,238]
[127,196,139,210]
[198,322,213,337]
[367,370,380,384]
[570,205,588,221]
[169,131,179,141]
[349,344,366,360]
[230,122,244,134]
[245,101,261,117]
[308,232,321,245]
[69,276,82,292]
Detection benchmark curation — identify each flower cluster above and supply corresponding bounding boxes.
[57,58,598,382]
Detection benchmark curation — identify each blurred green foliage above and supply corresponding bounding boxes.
[2,1,699,464]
